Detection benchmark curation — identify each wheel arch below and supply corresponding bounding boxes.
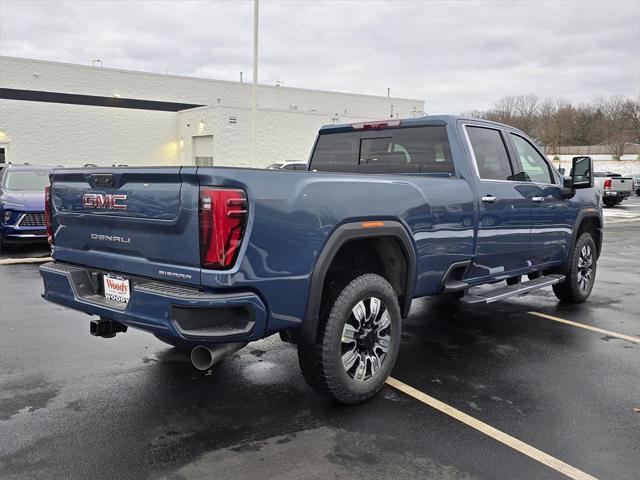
[572,209,603,259]
[298,220,417,346]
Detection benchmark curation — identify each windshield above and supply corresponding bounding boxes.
[3,170,50,191]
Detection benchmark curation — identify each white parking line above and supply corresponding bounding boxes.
[386,377,598,480]
[605,218,639,225]
[528,312,640,344]
[0,257,52,265]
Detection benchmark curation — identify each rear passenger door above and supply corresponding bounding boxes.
[463,125,532,279]
[507,133,572,266]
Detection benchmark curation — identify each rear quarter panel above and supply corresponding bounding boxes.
[198,166,476,334]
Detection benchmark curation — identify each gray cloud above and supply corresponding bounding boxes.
[1,0,638,113]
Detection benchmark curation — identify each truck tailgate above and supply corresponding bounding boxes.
[50,167,201,285]
[610,177,633,193]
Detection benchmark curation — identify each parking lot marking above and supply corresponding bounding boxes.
[0,257,52,265]
[604,218,640,225]
[528,311,640,344]
[386,376,598,480]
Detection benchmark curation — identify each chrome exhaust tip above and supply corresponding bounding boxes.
[190,343,247,370]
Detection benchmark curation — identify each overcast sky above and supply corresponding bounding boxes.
[1,0,638,113]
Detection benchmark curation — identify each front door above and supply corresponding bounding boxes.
[507,132,573,265]
[463,124,532,279]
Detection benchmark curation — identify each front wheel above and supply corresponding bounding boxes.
[552,232,597,303]
[298,273,401,404]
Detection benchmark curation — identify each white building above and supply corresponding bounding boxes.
[0,56,425,168]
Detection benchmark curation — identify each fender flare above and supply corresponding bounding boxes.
[571,208,603,259]
[298,220,417,346]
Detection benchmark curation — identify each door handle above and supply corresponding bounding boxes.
[481,195,497,204]
[532,197,544,203]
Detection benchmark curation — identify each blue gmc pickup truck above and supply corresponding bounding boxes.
[40,116,602,404]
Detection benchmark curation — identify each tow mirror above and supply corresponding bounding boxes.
[570,156,593,189]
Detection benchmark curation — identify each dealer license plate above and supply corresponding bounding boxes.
[103,275,130,304]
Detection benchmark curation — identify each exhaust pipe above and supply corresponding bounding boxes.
[191,343,247,370]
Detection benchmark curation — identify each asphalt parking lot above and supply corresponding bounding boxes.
[1,198,639,480]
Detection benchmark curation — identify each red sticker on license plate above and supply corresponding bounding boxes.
[103,275,130,304]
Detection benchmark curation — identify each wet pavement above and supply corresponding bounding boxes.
[1,199,639,479]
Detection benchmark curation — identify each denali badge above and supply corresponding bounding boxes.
[83,193,127,210]
[91,233,131,244]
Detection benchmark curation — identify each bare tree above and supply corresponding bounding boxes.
[461,94,638,159]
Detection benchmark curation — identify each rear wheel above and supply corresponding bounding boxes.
[552,232,597,303]
[603,198,616,207]
[298,273,401,404]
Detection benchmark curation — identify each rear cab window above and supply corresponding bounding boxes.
[309,126,454,174]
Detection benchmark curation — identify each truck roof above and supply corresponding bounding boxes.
[319,115,517,134]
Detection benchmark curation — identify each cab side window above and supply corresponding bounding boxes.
[510,134,554,184]
[466,126,514,181]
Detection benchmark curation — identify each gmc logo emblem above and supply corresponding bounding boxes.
[82,193,127,210]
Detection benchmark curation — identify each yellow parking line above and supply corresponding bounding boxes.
[528,311,640,344]
[0,256,52,265]
[386,377,598,480]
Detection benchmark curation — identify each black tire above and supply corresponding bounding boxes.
[603,199,616,207]
[527,272,542,280]
[552,232,597,303]
[297,273,401,404]
[506,276,521,286]
[154,334,191,350]
[0,232,4,254]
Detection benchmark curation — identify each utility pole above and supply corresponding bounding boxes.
[251,0,259,168]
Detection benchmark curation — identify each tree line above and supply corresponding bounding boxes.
[464,95,640,159]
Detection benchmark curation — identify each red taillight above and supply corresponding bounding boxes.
[199,187,247,269]
[44,184,54,245]
[351,120,401,130]
[603,179,612,189]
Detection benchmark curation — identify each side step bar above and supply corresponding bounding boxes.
[460,274,565,305]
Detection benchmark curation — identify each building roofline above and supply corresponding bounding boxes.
[0,55,424,104]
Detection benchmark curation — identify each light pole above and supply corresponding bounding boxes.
[251,0,259,168]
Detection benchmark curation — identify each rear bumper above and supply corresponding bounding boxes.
[603,190,631,198]
[39,261,268,345]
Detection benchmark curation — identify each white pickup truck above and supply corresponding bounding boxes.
[580,157,634,207]
[594,172,633,207]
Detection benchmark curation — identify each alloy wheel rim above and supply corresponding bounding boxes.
[341,297,391,381]
[577,244,593,291]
